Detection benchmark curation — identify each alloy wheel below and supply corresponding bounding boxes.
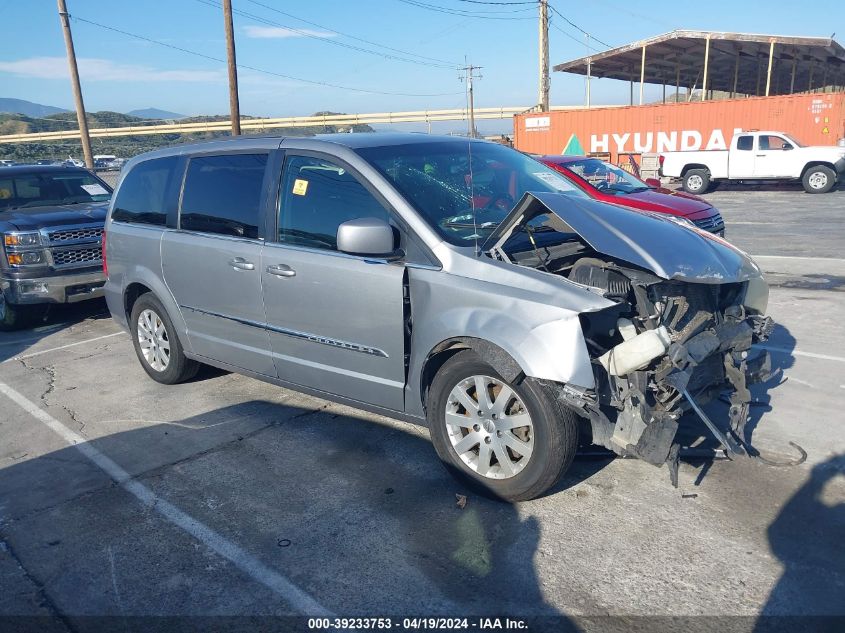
[445,375,534,480]
[808,171,828,190]
[687,174,703,191]
[137,308,170,372]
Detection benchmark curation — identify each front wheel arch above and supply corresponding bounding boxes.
[421,337,524,412]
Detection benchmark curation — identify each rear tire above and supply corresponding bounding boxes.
[802,165,836,193]
[130,292,199,384]
[426,350,578,502]
[682,169,710,194]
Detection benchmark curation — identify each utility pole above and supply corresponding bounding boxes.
[460,64,482,138]
[56,0,93,168]
[222,0,241,135]
[538,0,550,111]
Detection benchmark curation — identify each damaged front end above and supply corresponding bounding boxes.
[485,192,779,484]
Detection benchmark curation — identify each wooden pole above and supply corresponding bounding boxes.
[56,0,93,168]
[222,0,241,135]
[765,39,775,96]
[538,0,549,111]
[701,35,711,101]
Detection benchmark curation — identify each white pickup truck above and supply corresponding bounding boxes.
[660,130,845,194]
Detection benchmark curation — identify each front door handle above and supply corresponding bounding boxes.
[267,264,296,278]
[228,257,255,271]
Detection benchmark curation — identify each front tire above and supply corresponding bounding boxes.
[802,165,836,193]
[0,294,44,331]
[426,350,578,502]
[683,169,710,194]
[130,293,199,384]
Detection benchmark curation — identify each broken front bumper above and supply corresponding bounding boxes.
[557,311,776,481]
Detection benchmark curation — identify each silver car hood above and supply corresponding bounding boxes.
[483,192,762,284]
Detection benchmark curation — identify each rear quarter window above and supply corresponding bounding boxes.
[111,156,179,226]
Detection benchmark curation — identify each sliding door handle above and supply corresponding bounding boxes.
[267,264,296,278]
[228,257,255,271]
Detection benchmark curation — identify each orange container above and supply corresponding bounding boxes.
[514,93,845,160]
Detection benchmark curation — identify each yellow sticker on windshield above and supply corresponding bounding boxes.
[292,179,309,196]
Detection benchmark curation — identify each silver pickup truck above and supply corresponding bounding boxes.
[0,165,110,329]
[104,133,776,501]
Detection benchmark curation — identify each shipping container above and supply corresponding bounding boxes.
[514,93,845,160]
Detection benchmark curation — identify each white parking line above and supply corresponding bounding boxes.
[762,345,845,363]
[0,380,332,617]
[3,332,125,363]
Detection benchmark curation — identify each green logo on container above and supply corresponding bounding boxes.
[562,133,585,155]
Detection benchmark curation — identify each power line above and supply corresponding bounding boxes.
[69,15,463,98]
[196,0,459,69]
[242,0,460,68]
[455,0,535,4]
[547,3,612,49]
[397,0,535,20]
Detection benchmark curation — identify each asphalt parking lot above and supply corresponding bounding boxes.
[1,184,843,631]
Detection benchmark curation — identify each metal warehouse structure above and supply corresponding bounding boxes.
[554,30,845,106]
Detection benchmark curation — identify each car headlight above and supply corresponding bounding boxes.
[4,232,41,246]
[7,251,46,266]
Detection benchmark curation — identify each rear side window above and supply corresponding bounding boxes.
[111,157,177,226]
[180,154,268,239]
[736,136,753,151]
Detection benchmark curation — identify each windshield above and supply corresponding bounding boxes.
[561,158,650,195]
[0,170,112,212]
[357,140,585,245]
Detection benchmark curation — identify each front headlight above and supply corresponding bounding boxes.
[4,232,41,247]
[7,251,46,266]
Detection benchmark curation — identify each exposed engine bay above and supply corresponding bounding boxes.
[484,192,791,484]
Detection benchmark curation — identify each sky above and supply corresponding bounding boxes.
[1,0,843,135]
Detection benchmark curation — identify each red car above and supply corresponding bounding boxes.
[538,155,725,236]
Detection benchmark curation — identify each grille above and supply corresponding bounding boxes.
[47,226,103,244]
[693,212,726,234]
[51,247,102,268]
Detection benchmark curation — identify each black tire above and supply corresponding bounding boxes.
[426,350,578,502]
[129,292,199,384]
[0,294,45,331]
[802,165,836,194]
[682,169,710,194]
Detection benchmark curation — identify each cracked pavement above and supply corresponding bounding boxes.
[0,188,844,628]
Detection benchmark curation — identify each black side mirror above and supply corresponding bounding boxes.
[782,143,794,151]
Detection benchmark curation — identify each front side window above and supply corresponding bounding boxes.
[1,170,111,212]
[357,140,584,246]
[758,135,789,151]
[561,158,649,196]
[277,155,390,251]
[736,136,753,151]
[180,153,268,239]
[112,156,177,226]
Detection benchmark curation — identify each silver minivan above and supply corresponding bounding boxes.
[104,134,774,501]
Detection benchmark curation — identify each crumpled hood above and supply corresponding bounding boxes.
[484,192,762,284]
[0,201,108,232]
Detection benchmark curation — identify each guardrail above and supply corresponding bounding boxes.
[0,105,602,144]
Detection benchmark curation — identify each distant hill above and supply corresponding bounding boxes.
[127,107,186,120]
[0,98,67,117]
